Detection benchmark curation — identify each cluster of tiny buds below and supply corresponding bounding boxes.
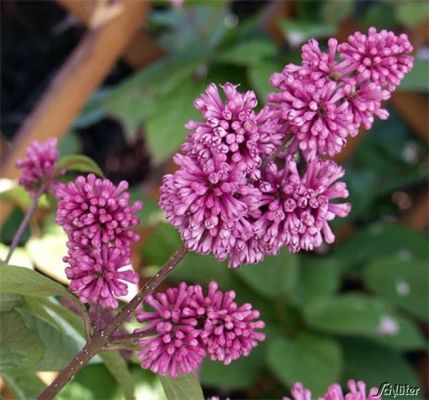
[55,173,143,308]
[160,27,413,268]
[15,138,60,196]
[135,282,265,377]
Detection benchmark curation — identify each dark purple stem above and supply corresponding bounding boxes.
[4,183,47,265]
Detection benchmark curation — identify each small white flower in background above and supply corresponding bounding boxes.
[377,315,399,336]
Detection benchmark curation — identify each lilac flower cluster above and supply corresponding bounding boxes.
[284,380,379,400]
[56,174,142,308]
[269,27,413,159]
[160,28,413,268]
[135,281,265,377]
[15,138,60,196]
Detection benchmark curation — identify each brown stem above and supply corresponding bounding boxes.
[37,245,188,400]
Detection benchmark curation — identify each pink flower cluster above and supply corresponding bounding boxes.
[135,282,265,377]
[160,28,413,268]
[56,174,142,308]
[269,27,413,159]
[284,380,379,400]
[15,138,60,196]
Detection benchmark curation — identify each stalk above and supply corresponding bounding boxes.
[4,183,47,265]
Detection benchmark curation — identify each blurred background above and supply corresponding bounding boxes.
[0,0,428,399]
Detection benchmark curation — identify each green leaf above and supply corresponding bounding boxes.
[280,20,335,46]
[332,223,428,268]
[160,373,204,400]
[130,192,163,226]
[341,338,421,400]
[131,366,166,400]
[361,2,397,31]
[292,256,341,306]
[267,332,342,397]
[233,249,298,299]
[2,371,46,400]
[144,78,207,164]
[0,310,45,373]
[304,294,386,335]
[141,223,181,266]
[364,257,428,321]
[303,294,425,350]
[0,181,49,210]
[100,352,135,400]
[20,296,62,330]
[399,59,429,92]
[0,293,22,312]
[248,60,283,100]
[56,155,104,177]
[57,364,121,400]
[216,40,277,66]
[73,89,109,129]
[0,265,82,309]
[17,309,83,371]
[26,230,69,284]
[102,51,210,138]
[39,297,85,336]
[321,0,354,25]
[200,345,265,390]
[375,315,426,351]
[58,132,82,156]
[170,252,232,289]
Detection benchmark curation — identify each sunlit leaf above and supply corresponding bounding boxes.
[26,230,69,284]
[0,265,81,309]
[56,155,104,177]
[160,373,204,400]
[2,371,46,400]
[100,352,135,400]
[0,243,33,269]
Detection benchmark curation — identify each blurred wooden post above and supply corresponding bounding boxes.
[390,92,429,144]
[56,0,165,69]
[260,0,294,43]
[401,189,429,232]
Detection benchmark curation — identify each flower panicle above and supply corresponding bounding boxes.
[56,173,143,308]
[135,281,265,377]
[159,27,413,268]
[15,138,60,196]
